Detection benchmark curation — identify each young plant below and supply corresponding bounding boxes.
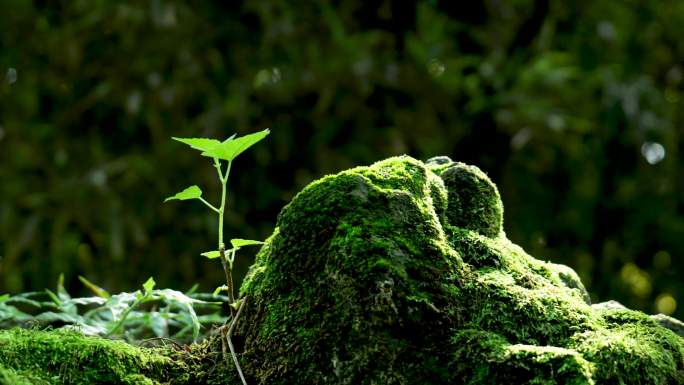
[164,128,269,313]
[165,129,269,385]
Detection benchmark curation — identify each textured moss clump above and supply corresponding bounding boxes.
[0,328,193,385]
[235,155,684,384]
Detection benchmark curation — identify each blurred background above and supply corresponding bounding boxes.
[0,0,682,319]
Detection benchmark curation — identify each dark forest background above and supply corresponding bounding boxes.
[1,0,683,318]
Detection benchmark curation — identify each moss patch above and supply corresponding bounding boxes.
[0,328,194,385]
[1,156,682,384]
[234,155,684,384]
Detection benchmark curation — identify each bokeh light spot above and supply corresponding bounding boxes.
[655,293,677,315]
[5,68,17,84]
[620,262,652,298]
[641,141,665,165]
[428,59,445,77]
[653,250,671,269]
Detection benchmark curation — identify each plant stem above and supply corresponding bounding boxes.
[228,297,248,385]
[220,246,236,318]
[215,159,236,317]
[217,160,232,249]
[199,197,219,213]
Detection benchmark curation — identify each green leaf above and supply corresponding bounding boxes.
[201,250,221,259]
[44,289,61,306]
[200,128,270,162]
[230,238,264,248]
[78,275,111,299]
[143,277,156,294]
[212,285,227,296]
[164,185,202,202]
[0,294,9,302]
[172,137,221,152]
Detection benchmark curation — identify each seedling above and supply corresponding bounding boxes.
[165,129,268,311]
[165,129,269,384]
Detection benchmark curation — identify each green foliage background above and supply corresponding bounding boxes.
[1,1,683,318]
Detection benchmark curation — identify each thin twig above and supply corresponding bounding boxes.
[228,297,248,385]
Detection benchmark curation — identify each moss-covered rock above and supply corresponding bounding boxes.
[234,155,684,384]
[0,328,191,385]
[1,156,682,384]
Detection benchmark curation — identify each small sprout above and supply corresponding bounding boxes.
[166,128,269,308]
[166,129,268,384]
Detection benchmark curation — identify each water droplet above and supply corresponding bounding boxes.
[428,59,445,77]
[5,68,17,84]
[641,141,666,165]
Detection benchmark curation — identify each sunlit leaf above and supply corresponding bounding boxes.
[200,128,270,162]
[201,250,222,259]
[230,238,265,248]
[79,276,111,299]
[143,277,156,294]
[172,137,221,152]
[164,185,202,202]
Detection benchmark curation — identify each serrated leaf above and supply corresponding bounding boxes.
[172,137,221,152]
[164,185,202,202]
[230,238,265,248]
[79,276,111,299]
[143,277,156,294]
[201,250,221,259]
[200,128,270,162]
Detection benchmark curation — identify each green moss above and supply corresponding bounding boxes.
[450,329,596,385]
[234,155,684,384]
[0,328,192,385]
[0,365,47,385]
[428,158,504,238]
[3,156,682,384]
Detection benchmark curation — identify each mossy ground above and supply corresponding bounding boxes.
[1,156,682,384]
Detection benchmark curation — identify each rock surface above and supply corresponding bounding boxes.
[1,156,683,384]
